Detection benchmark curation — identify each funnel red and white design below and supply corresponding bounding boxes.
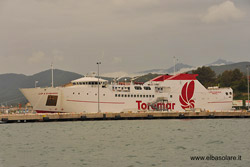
[179,81,195,110]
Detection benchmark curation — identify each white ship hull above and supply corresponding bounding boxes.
[20,74,233,113]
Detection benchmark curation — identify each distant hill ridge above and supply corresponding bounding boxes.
[209,61,250,75]
[138,63,193,74]
[0,69,83,105]
[206,59,234,66]
[138,60,249,76]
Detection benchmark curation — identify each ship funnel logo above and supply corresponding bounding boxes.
[179,81,195,110]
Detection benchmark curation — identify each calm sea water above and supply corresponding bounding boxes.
[0,119,250,167]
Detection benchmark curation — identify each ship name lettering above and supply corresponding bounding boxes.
[136,101,175,110]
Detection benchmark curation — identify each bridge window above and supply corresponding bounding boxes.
[144,87,151,90]
[134,86,142,90]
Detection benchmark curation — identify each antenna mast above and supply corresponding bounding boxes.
[173,56,178,75]
[173,56,176,75]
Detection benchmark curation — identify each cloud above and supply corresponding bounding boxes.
[201,1,244,23]
[28,51,46,63]
[112,0,159,7]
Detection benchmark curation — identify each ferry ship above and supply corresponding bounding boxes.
[20,73,233,113]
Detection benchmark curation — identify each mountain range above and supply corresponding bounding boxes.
[0,60,250,105]
[138,59,234,75]
[206,59,234,66]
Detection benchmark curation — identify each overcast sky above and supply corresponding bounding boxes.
[0,0,250,76]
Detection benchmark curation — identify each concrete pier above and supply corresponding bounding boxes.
[1,111,250,123]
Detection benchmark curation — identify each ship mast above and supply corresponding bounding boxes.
[51,62,54,88]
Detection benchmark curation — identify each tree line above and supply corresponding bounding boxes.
[192,66,248,99]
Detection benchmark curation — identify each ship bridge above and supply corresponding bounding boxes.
[71,77,108,86]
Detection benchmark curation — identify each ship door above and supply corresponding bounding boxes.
[46,95,58,106]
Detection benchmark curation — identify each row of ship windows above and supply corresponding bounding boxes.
[73,92,106,96]
[113,86,152,90]
[115,94,155,98]
[225,92,232,95]
[73,82,106,85]
[112,86,163,91]
[71,92,175,99]
[72,92,155,98]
